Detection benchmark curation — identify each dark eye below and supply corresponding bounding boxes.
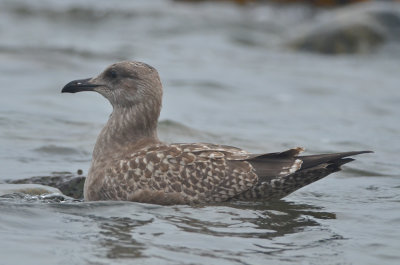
[109,69,117,79]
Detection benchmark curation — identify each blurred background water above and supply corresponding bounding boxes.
[0,0,399,264]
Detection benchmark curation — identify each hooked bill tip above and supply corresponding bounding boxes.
[61,78,98,93]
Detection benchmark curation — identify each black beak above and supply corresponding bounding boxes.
[61,78,101,93]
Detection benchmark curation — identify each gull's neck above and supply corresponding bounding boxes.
[92,104,160,161]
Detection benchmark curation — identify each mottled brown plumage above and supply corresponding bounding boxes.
[62,61,372,205]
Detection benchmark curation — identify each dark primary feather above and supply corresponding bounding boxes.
[248,150,372,178]
[297,151,373,170]
[240,149,373,201]
[245,147,305,182]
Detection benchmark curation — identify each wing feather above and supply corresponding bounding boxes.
[101,143,258,204]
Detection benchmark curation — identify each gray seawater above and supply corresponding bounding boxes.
[1,0,399,264]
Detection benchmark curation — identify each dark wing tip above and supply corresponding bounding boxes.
[326,157,355,173]
[341,150,374,157]
[296,150,372,171]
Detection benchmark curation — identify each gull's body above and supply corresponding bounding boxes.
[62,61,371,205]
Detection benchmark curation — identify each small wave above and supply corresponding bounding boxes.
[0,191,74,203]
[159,119,220,143]
[8,4,138,22]
[159,119,199,132]
[0,44,121,61]
[34,145,86,156]
[344,167,386,177]
[168,79,228,91]
[0,183,76,204]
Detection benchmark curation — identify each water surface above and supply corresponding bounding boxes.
[0,0,399,264]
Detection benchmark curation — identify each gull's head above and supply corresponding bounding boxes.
[62,61,162,109]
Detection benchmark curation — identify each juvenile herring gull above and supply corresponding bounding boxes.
[62,61,371,205]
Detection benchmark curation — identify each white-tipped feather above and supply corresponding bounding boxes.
[279,159,303,176]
